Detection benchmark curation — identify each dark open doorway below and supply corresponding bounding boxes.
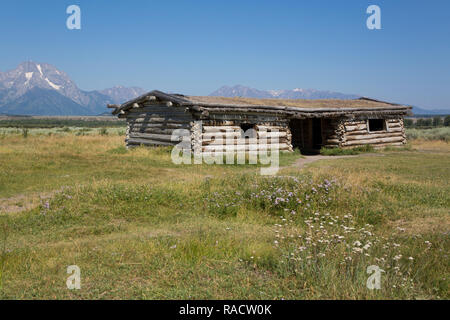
[289,119,304,150]
[312,118,322,149]
[289,118,323,154]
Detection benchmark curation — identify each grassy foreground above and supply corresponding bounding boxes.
[0,132,448,299]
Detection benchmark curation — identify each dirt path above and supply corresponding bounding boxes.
[0,188,66,214]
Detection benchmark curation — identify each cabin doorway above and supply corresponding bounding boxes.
[289,118,323,154]
[312,118,322,149]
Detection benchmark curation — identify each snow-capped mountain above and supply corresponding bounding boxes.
[210,85,360,100]
[0,61,146,115]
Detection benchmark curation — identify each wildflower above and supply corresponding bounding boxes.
[408,256,414,261]
[170,245,177,249]
[353,247,363,253]
[353,241,362,247]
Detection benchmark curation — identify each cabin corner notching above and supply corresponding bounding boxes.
[108,91,411,153]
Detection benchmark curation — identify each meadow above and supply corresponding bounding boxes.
[0,125,448,299]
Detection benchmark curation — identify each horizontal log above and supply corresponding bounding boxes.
[345,132,403,141]
[343,136,404,146]
[202,131,242,139]
[129,127,186,135]
[128,106,187,113]
[203,126,241,132]
[128,123,190,130]
[202,143,291,152]
[257,131,288,138]
[345,124,367,131]
[128,133,185,142]
[125,113,192,120]
[346,127,403,135]
[324,139,340,144]
[126,138,176,146]
[346,121,367,125]
[255,125,288,131]
[202,138,289,146]
[126,118,190,124]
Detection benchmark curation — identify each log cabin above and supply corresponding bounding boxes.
[109,90,412,153]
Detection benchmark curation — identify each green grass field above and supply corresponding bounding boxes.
[0,128,448,299]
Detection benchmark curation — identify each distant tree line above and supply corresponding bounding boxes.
[0,118,126,128]
[404,116,450,128]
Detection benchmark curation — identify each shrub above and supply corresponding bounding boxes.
[404,119,414,128]
[406,127,450,142]
[444,115,450,127]
[21,128,28,138]
[320,145,374,156]
[432,117,443,127]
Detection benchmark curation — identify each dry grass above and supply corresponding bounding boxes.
[0,132,448,299]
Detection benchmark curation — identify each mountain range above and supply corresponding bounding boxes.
[1,63,447,116]
[209,85,360,100]
[210,85,449,115]
[0,61,146,115]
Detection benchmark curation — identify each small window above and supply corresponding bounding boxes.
[240,123,256,138]
[368,119,386,132]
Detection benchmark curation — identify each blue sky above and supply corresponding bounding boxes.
[1,0,449,109]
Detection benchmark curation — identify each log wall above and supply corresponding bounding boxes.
[341,118,406,148]
[321,118,342,148]
[193,119,293,154]
[124,102,193,147]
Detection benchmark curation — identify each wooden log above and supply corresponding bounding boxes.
[129,127,186,135]
[126,112,192,120]
[324,139,340,144]
[202,143,291,152]
[202,137,289,146]
[203,131,241,137]
[345,132,404,141]
[203,126,241,132]
[128,133,184,143]
[346,127,403,135]
[128,106,186,113]
[343,136,404,146]
[127,138,175,146]
[345,124,367,131]
[255,125,288,131]
[128,123,190,129]
[257,131,288,138]
[126,117,190,124]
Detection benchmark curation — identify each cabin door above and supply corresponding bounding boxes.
[289,119,304,150]
[312,118,322,149]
